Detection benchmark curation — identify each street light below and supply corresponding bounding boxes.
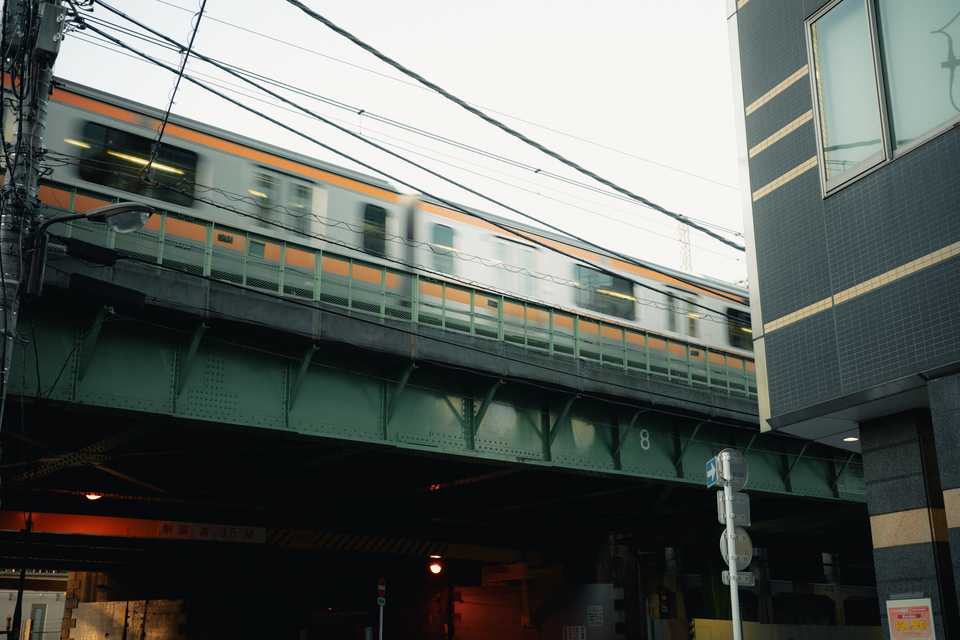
[26,202,156,296]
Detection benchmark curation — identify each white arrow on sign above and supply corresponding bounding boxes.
[706,457,719,488]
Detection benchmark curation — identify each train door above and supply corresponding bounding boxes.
[494,237,537,297]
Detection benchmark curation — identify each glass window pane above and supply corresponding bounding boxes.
[431,224,454,274]
[877,0,960,150]
[810,0,885,186]
[287,183,312,234]
[726,307,753,350]
[575,265,635,320]
[77,121,197,206]
[362,204,387,256]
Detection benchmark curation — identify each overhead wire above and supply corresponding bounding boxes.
[144,0,207,176]
[284,0,746,252]
[78,7,749,321]
[150,0,740,193]
[66,30,744,262]
[75,14,742,238]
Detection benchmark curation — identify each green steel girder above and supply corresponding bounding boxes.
[10,308,866,502]
[289,344,320,411]
[77,306,111,382]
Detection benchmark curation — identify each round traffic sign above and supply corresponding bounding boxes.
[720,526,753,571]
[718,449,748,492]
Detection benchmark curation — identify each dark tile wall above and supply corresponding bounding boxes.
[929,373,960,614]
[737,0,960,417]
[861,411,958,637]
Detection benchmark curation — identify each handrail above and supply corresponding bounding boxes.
[42,183,757,400]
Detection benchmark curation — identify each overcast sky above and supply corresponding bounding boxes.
[57,0,748,283]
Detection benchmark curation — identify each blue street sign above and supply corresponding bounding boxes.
[706,456,719,488]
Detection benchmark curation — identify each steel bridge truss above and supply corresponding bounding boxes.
[9,302,864,502]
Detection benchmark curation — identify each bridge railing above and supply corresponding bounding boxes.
[42,183,757,400]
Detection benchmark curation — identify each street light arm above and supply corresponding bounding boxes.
[27,202,156,297]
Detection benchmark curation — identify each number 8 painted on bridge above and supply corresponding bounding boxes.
[639,429,650,451]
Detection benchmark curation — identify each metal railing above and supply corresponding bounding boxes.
[45,184,757,400]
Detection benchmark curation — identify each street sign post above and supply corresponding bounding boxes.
[705,457,719,489]
[722,571,756,588]
[707,449,749,640]
[377,578,386,640]
[719,526,753,571]
[717,491,751,527]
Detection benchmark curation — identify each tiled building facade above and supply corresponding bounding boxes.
[728,0,960,636]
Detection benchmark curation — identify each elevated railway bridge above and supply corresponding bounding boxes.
[0,188,872,638]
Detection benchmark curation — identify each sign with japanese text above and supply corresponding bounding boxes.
[887,598,935,640]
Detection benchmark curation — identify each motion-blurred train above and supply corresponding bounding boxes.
[36,79,754,386]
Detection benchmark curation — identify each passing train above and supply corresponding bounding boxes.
[37,78,754,386]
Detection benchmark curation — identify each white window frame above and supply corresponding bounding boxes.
[805,0,960,197]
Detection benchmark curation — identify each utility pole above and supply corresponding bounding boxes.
[1,4,64,636]
[0,0,65,429]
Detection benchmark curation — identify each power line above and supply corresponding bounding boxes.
[67,30,745,261]
[75,14,743,238]
[76,17,748,323]
[145,0,206,175]
[81,5,748,318]
[284,0,746,253]
[149,0,740,193]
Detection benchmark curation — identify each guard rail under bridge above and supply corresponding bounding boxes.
[8,189,865,503]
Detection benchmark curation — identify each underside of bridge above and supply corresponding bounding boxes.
[0,247,875,639]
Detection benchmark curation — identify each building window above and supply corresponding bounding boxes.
[575,265,635,320]
[876,0,960,149]
[727,307,752,350]
[431,223,455,274]
[362,203,387,256]
[807,0,960,194]
[76,121,197,206]
[809,0,885,188]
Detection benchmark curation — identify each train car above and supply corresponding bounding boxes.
[37,78,755,395]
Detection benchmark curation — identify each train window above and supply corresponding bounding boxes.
[76,121,197,207]
[686,300,700,338]
[249,171,277,227]
[494,237,537,296]
[287,183,312,234]
[362,203,387,256]
[727,307,752,350]
[431,224,455,274]
[248,239,265,258]
[574,265,635,320]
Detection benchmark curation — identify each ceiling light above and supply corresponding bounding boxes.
[84,492,103,501]
[64,138,91,149]
[842,436,859,443]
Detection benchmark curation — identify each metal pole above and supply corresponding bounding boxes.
[0,0,63,441]
[378,603,384,640]
[723,482,743,640]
